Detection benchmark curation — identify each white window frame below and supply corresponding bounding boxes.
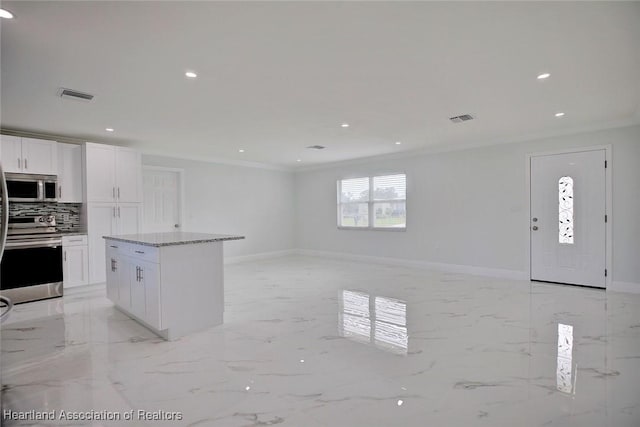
[337,173,407,231]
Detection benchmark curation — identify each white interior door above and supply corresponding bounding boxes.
[530,150,606,288]
[142,168,182,232]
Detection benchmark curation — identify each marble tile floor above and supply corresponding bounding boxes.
[1,256,639,426]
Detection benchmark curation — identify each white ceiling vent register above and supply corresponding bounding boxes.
[57,88,94,102]
[307,145,326,150]
[449,114,474,123]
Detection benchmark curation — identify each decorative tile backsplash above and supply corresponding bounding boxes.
[9,203,83,232]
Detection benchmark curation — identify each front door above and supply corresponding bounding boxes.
[530,150,606,288]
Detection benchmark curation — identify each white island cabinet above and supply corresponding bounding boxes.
[103,232,244,340]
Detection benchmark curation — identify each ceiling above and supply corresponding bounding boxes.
[1,1,639,169]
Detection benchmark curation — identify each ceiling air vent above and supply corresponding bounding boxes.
[58,88,94,102]
[449,114,474,123]
[307,145,326,150]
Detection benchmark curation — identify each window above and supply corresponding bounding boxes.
[337,174,406,229]
[558,176,574,244]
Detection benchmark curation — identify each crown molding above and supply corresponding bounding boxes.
[0,127,293,173]
[140,149,293,173]
[0,127,85,144]
[294,117,640,173]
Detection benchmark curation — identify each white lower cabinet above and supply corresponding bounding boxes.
[88,203,117,284]
[62,235,89,288]
[104,237,225,340]
[106,244,124,305]
[106,243,161,330]
[87,202,141,284]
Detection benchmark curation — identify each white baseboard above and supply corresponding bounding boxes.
[609,281,640,294]
[224,249,297,265]
[296,249,529,281]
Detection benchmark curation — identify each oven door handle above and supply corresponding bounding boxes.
[5,240,62,249]
[0,163,8,261]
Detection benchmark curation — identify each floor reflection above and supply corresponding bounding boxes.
[557,323,576,394]
[339,290,408,354]
[0,298,66,372]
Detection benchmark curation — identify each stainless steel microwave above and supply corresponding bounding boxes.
[5,173,58,202]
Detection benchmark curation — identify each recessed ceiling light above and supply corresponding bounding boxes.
[185,71,197,78]
[0,9,14,19]
[341,123,349,128]
[105,128,114,132]
[238,149,245,153]
[395,141,402,145]
[537,73,551,80]
[296,159,301,162]
[555,112,565,117]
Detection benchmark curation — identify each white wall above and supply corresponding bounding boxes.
[143,155,295,259]
[294,125,640,288]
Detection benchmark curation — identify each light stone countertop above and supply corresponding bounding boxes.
[103,232,245,247]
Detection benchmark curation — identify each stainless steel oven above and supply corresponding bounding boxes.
[5,173,57,202]
[0,215,63,304]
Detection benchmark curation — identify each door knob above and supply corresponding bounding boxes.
[174,224,180,228]
[532,218,538,222]
[532,226,539,231]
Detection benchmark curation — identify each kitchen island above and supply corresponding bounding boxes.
[103,232,244,340]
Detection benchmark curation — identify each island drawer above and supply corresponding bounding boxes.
[120,243,159,263]
[62,235,88,246]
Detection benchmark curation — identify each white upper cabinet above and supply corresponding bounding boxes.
[57,143,84,203]
[85,143,141,203]
[85,143,117,202]
[21,138,58,175]
[0,135,57,175]
[115,148,141,202]
[0,135,23,173]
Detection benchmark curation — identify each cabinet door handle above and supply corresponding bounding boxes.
[134,250,145,254]
[18,158,21,169]
[138,267,143,281]
[112,187,116,199]
[118,206,121,218]
[117,187,120,199]
[24,158,28,170]
[112,207,116,218]
[109,245,118,249]
[59,185,62,199]
[64,250,67,262]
